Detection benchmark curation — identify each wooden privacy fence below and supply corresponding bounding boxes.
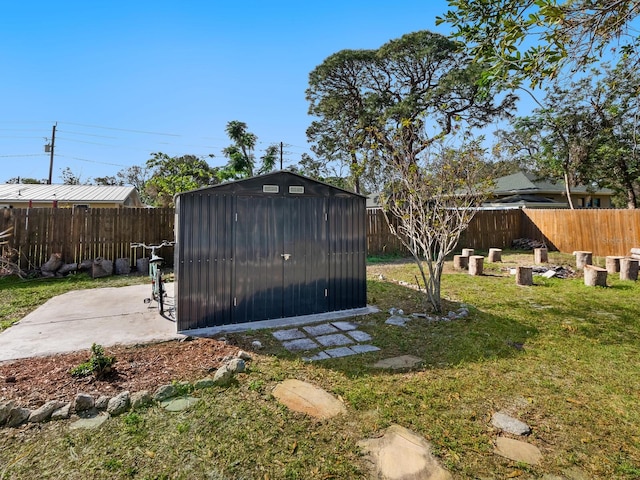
[3,207,639,270]
[1,208,175,270]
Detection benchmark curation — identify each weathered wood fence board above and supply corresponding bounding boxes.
[1,208,175,269]
[522,209,640,257]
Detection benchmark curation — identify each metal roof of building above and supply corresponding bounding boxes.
[0,184,141,203]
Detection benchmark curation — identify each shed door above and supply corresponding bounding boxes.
[234,196,328,323]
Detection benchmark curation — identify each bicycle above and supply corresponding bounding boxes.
[130,240,175,314]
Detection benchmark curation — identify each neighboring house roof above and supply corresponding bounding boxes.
[0,184,143,206]
[492,171,615,196]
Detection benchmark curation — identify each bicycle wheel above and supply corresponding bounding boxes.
[155,267,164,314]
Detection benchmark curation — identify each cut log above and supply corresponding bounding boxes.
[77,259,93,271]
[605,256,625,274]
[534,247,548,264]
[516,266,533,286]
[584,265,607,287]
[136,257,149,275]
[488,248,502,262]
[574,251,592,269]
[453,254,469,270]
[57,263,78,276]
[468,255,484,276]
[92,257,113,279]
[630,248,640,255]
[620,258,639,281]
[461,248,474,257]
[115,257,131,275]
[41,253,63,276]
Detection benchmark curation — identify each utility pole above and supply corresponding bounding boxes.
[47,123,57,184]
[280,141,283,170]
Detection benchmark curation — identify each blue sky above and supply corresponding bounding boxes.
[0,0,500,184]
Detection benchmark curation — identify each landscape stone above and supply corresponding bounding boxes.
[227,358,246,373]
[315,333,354,347]
[272,379,346,419]
[237,350,252,361]
[491,411,531,436]
[385,316,410,327]
[74,393,95,412]
[350,344,381,354]
[325,347,357,358]
[346,330,372,342]
[358,424,452,480]
[0,399,15,425]
[28,400,66,423]
[331,321,358,331]
[153,384,177,401]
[95,395,111,410]
[114,258,131,275]
[282,338,319,351]
[494,436,542,465]
[373,355,423,370]
[213,364,233,386]
[251,340,263,349]
[107,391,130,416]
[70,412,109,430]
[194,377,215,389]
[161,396,200,412]
[272,328,306,341]
[303,323,339,336]
[130,390,152,410]
[6,406,31,427]
[51,403,72,421]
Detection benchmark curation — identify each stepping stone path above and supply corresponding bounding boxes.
[358,424,452,480]
[272,379,346,420]
[272,321,380,361]
[494,436,543,466]
[373,355,423,370]
[70,412,109,430]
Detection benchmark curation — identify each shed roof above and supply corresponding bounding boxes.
[0,184,142,204]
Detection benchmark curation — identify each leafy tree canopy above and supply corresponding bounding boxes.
[218,121,279,181]
[437,0,640,88]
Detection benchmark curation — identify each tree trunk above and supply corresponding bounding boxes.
[564,171,575,210]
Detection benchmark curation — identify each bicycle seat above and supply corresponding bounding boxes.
[150,254,164,264]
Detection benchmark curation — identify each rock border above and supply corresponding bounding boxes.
[0,350,252,429]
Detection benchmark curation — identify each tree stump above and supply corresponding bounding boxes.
[620,258,639,281]
[453,254,469,270]
[574,251,593,269]
[516,266,533,286]
[468,255,484,276]
[584,265,607,287]
[488,248,502,262]
[605,255,625,274]
[461,248,474,257]
[534,247,548,264]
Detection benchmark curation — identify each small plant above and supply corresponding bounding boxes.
[70,343,116,378]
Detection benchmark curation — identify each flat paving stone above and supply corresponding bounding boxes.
[302,351,331,361]
[303,323,339,336]
[331,321,358,331]
[282,338,320,351]
[495,436,542,465]
[272,328,307,341]
[347,330,372,342]
[358,424,452,480]
[351,344,380,354]
[272,379,346,419]
[373,355,423,370]
[385,315,410,327]
[160,396,200,412]
[315,333,354,347]
[325,346,357,358]
[70,412,110,430]
[491,411,531,436]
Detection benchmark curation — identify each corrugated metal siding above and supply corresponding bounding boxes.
[175,172,366,331]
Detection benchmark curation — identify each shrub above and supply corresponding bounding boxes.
[70,343,116,378]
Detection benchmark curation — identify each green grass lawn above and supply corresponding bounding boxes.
[1,252,639,479]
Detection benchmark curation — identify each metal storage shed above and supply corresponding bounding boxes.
[174,171,367,333]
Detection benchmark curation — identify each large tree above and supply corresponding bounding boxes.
[306,31,516,185]
[145,153,218,207]
[438,0,640,88]
[308,31,515,312]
